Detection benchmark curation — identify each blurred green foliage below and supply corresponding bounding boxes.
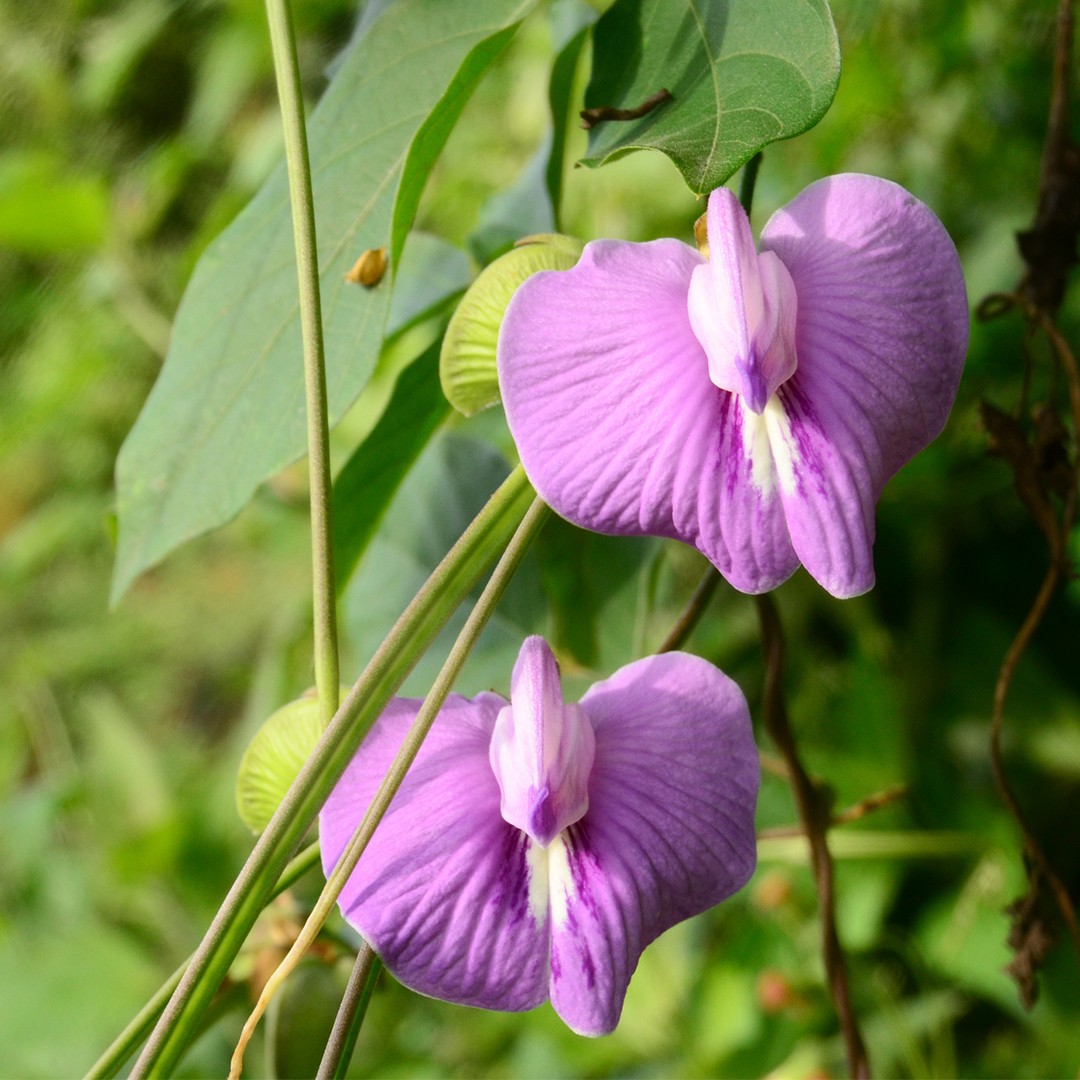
[1,0,1078,1077]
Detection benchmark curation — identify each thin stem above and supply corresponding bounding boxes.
[85,842,322,1080]
[265,0,339,726]
[317,945,382,1080]
[128,467,534,1078]
[757,783,908,840]
[658,567,720,653]
[229,498,551,1078]
[755,593,870,1080]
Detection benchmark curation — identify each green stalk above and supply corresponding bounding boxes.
[317,945,382,1080]
[229,497,550,1077]
[266,0,339,726]
[128,466,534,1077]
[85,842,322,1080]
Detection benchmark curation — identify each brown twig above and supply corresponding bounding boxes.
[580,88,672,130]
[657,567,720,652]
[757,783,908,841]
[755,594,870,1079]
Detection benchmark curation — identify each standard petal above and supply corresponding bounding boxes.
[761,173,969,596]
[498,238,798,593]
[320,693,549,1012]
[546,652,759,1035]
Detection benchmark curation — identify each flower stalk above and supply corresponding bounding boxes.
[265,0,339,727]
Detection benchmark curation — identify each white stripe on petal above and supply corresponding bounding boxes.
[741,395,798,497]
[525,837,549,925]
[548,833,576,929]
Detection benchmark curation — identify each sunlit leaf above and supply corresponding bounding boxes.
[112,0,536,603]
[580,0,840,194]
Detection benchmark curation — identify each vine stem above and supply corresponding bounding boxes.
[317,944,382,1080]
[657,567,719,653]
[266,0,339,726]
[228,498,551,1078]
[755,593,870,1080]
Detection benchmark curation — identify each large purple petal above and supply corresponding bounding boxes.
[319,693,549,1012]
[546,652,759,1035]
[761,173,969,596]
[498,238,799,593]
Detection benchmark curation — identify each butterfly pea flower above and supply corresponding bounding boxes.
[497,174,969,598]
[320,636,758,1035]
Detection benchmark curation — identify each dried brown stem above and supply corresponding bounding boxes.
[979,0,1080,1003]
[755,594,870,1079]
[989,557,1080,961]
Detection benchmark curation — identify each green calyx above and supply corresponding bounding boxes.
[440,233,584,417]
[236,688,350,834]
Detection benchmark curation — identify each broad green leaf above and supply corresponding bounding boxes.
[580,0,840,194]
[343,432,545,697]
[112,0,536,603]
[332,341,451,590]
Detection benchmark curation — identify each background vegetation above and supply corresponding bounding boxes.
[1,0,1078,1075]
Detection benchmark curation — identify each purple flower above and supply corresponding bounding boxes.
[320,637,758,1035]
[497,174,969,598]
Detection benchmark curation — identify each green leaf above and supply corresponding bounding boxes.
[580,0,840,194]
[385,232,472,341]
[545,0,597,223]
[537,517,654,671]
[112,0,537,603]
[331,341,451,590]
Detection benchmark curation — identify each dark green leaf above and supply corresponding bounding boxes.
[343,432,545,696]
[112,0,536,602]
[581,0,840,194]
[545,1,596,224]
[332,342,450,590]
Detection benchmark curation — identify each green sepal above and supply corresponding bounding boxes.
[236,688,350,834]
[440,233,584,416]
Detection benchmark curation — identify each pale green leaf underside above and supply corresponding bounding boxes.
[581,0,840,195]
[112,0,534,603]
